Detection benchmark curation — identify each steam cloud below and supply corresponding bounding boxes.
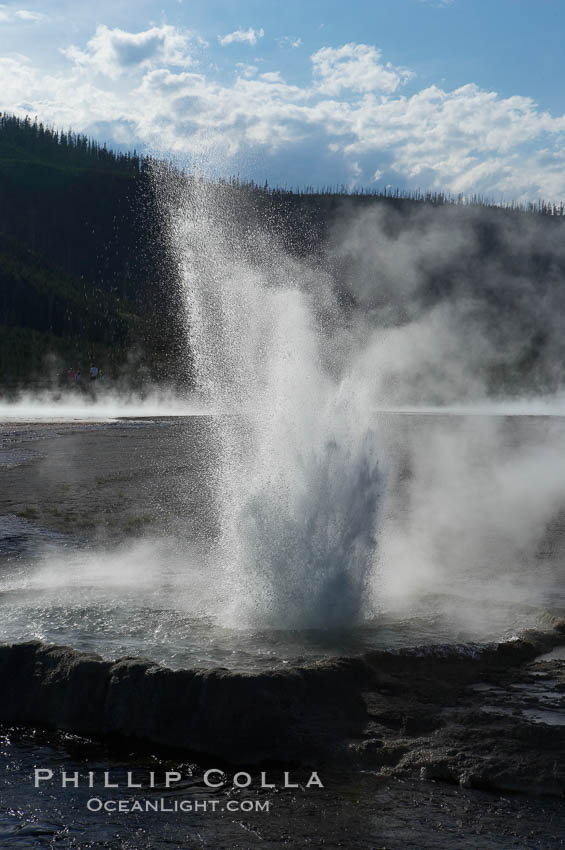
[162,181,565,629]
[4,186,565,651]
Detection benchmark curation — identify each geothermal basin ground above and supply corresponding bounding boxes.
[2,409,565,848]
[2,411,565,668]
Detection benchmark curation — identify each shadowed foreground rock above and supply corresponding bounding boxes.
[2,620,565,796]
[0,641,370,762]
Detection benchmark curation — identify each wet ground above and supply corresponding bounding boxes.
[2,414,565,846]
[0,418,215,544]
[1,726,565,849]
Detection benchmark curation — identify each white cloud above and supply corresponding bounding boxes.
[349,159,362,180]
[0,5,45,22]
[311,43,412,95]
[236,62,258,79]
[4,24,565,201]
[260,71,284,83]
[277,36,302,49]
[218,27,264,47]
[61,24,196,79]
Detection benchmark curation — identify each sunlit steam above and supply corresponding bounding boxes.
[166,178,382,628]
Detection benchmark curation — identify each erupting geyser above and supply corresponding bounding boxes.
[166,177,383,629]
[5,174,565,667]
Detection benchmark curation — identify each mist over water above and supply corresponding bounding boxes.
[0,390,206,421]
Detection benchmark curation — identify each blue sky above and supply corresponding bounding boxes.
[2,0,565,200]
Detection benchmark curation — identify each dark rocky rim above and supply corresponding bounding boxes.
[2,616,565,769]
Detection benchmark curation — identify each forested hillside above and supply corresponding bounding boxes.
[0,114,181,386]
[2,113,565,394]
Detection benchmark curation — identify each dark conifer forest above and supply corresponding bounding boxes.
[2,112,565,392]
[0,114,181,386]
